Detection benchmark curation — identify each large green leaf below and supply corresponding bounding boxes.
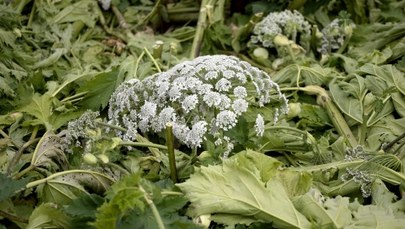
[0,173,29,202]
[329,75,366,123]
[273,64,335,87]
[346,205,405,229]
[293,188,352,229]
[77,68,122,110]
[177,151,311,228]
[26,203,70,229]
[30,170,114,204]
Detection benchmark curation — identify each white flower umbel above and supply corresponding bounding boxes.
[251,10,311,51]
[318,17,356,54]
[108,55,288,149]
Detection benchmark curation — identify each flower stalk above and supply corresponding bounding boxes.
[166,123,178,183]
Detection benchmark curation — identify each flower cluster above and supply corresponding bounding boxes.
[63,110,101,153]
[317,17,355,54]
[341,168,373,197]
[344,145,369,161]
[250,10,312,51]
[108,55,288,150]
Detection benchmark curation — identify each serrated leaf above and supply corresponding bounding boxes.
[26,203,71,229]
[77,68,122,110]
[65,193,104,217]
[0,173,29,202]
[120,195,203,229]
[346,205,405,229]
[53,0,101,27]
[19,93,54,129]
[33,48,66,69]
[177,151,311,228]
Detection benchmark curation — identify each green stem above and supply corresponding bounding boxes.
[13,164,35,180]
[139,185,165,229]
[144,47,162,72]
[96,121,127,132]
[111,4,129,29]
[292,160,364,172]
[0,210,28,224]
[120,141,169,150]
[26,169,113,189]
[161,191,183,196]
[135,0,162,29]
[281,86,358,148]
[7,138,40,175]
[359,114,369,146]
[190,0,210,58]
[134,51,146,78]
[166,123,178,183]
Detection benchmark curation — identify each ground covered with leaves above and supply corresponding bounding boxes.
[1,0,405,228]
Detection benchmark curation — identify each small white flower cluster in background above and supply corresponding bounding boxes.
[317,17,356,54]
[108,55,288,151]
[63,110,100,153]
[250,10,311,51]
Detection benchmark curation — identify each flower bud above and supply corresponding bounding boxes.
[287,103,301,118]
[253,47,269,59]
[344,25,353,36]
[83,153,98,164]
[98,154,109,164]
[273,34,290,46]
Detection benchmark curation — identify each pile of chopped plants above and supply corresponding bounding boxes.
[1,0,405,228]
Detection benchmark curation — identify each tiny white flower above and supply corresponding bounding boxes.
[216,110,237,131]
[186,121,208,148]
[255,114,265,137]
[232,99,248,115]
[205,71,219,80]
[203,91,222,107]
[139,101,157,120]
[182,94,198,112]
[215,78,232,92]
[233,86,247,99]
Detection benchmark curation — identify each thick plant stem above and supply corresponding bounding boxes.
[321,96,358,148]
[190,0,210,58]
[166,123,178,183]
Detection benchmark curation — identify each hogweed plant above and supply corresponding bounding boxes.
[107,55,288,158]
